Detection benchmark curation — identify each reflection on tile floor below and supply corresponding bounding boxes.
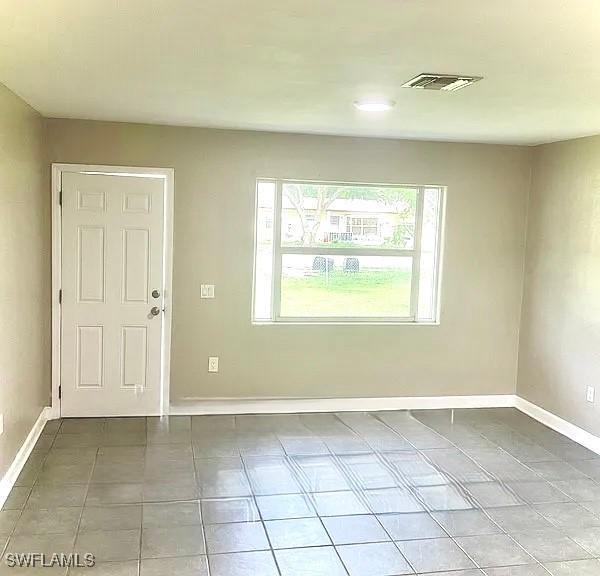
[2,408,600,574]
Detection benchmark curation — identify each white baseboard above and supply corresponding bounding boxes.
[515,397,600,456]
[0,406,53,509]
[45,405,61,420]
[170,394,517,416]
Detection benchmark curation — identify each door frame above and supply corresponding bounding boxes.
[51,163,175,418]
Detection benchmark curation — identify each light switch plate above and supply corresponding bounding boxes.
[200,284,215,299]
[587,386,595,403]
[208,357,219,373]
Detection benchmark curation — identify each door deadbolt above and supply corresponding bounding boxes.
[152,289,160,298]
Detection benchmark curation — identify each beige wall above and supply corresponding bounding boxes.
[518,135,600,435]
[0,85,50,479]
[45,119,532,402]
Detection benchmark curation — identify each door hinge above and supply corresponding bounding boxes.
[59,289,62,304]
[58,385,61,399]
[59,190,62,206]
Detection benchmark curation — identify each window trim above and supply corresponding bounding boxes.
[253,178,445,325]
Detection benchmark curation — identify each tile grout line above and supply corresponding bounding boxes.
[239,415,352,576]
[243,414,344,575]
[137,421,147,576]
[192,432,212,576]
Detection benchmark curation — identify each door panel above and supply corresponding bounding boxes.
[77,226,105,302]
[61,172,165,416]
[77,326,104,388]
[122,228,150,303]
[121,326,148,389]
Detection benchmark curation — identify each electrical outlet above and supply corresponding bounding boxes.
[587,386,595,403]
[200,284,215,299]
[208,357,219,373]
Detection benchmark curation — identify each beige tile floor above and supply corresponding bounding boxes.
[2,408,600,575]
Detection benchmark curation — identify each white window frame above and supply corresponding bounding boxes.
[254,179,445,325]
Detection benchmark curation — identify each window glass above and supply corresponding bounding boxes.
[281,183,417,249]
[253,181,275,321]
[280,255,413,318]
[417,188,442,321]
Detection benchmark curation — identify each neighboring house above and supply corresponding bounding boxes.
[281,196,413,247]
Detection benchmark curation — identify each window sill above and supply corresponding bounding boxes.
[251,320,440,326]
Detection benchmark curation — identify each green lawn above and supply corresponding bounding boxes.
[280,269,412,317]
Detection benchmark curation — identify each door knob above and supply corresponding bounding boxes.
[150,306,161,316]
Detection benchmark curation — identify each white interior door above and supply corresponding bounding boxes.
[61,171,166,417]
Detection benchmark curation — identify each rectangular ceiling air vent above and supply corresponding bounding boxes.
[402,73,482,91]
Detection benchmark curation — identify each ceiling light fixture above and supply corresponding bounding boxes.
[353,99,395,112]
